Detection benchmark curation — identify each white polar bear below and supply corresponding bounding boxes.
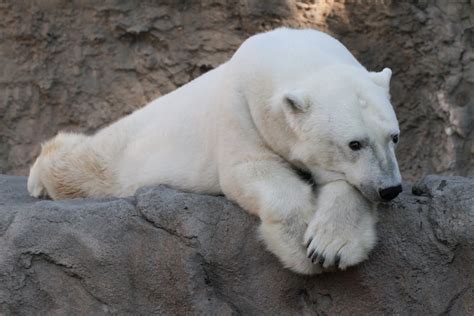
[28,28,402,275]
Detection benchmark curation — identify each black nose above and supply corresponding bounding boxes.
[379,185,403,201]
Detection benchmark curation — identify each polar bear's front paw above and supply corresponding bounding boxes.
[303,214,377,270]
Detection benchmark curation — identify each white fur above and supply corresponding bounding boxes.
[28,28,401,274]
[304,181,377,270]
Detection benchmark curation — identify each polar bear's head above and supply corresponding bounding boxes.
[275,66,402,202]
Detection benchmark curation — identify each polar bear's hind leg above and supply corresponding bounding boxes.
[28,132,115,200]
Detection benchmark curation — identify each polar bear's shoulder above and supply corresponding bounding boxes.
[239,28,357,61]
[229,28,362,79]
[243,27,338,48]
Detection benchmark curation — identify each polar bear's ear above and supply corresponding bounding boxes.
[369,68,392,90]
[284,91,309,113]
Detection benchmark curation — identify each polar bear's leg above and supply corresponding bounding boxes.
[28,132,117,200]
[28,132,88,199]
[304,180,377,270]
[259,215,322,275]
[28,158,48,198]
[221,159,321,275]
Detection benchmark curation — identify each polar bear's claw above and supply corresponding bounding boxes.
[309,248,334,268]
[334,254,341,268]
[317,254,325,266]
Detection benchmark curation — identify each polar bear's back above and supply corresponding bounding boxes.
[230,28,363,88]
[240,28,358,61]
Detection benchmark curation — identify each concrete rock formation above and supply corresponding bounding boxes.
[0,1,473,179]
[0,175,473,314]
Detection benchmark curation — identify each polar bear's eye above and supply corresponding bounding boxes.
[392,134,399,144]
[349,141,362,151]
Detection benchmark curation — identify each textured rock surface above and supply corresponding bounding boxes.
[0,1,473,179]
[1,175,473,315]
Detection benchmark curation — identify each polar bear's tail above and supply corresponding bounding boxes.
[28,132,116,200]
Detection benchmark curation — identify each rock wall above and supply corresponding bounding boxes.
[0,0,473,179]
[1,175,473,314]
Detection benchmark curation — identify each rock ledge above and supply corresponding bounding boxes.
[0,175,473,314]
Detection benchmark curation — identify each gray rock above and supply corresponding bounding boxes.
[0,175,473,315]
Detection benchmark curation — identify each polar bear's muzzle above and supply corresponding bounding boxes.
[378,184,403,201]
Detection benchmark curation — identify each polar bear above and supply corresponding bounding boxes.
[28,28,402,275]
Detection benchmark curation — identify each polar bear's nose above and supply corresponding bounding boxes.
[379,185,403,201]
